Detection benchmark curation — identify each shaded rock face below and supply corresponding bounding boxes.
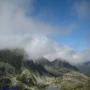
[34,58,79,77]
[22,60,53,76]
[0,62,15,76]
[35,58,78,71]
[23,58,79,77]
[0,49,24,73]
[35,57,52,66]
[52,59,78,71]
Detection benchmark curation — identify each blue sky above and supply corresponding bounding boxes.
[29,0,90,51]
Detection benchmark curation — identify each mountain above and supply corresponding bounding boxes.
[0,49,90,90]
[36,57,78,71]
[35,57,52,66]
[0,49,78,76]
[0,49,24,73]
[60,71,90,90]
[52,59,78,71]
[77,61,90,76]
[35,58,79,77]
[22,60,53,76]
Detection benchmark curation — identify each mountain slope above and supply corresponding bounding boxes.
[35,58,79,77]
[60,71,90,90]
[0,49,24,73]
[52,59,78,71]
[77,61,90,76]
[0,49,90,90]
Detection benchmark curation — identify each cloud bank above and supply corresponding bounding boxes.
[0,0,90,65]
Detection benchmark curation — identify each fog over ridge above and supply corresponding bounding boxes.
[0,0,90,65]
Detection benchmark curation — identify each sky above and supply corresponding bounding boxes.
[0,0,90,64]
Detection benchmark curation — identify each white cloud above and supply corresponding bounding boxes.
[0,0,59,47]
[0,0,90,65]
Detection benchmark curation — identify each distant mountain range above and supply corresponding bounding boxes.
[77,61,90,76]
[0,49,78,76]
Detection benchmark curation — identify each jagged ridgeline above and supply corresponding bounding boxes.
[0,48,90,90]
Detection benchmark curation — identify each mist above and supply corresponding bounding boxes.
[0,0,90,65]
